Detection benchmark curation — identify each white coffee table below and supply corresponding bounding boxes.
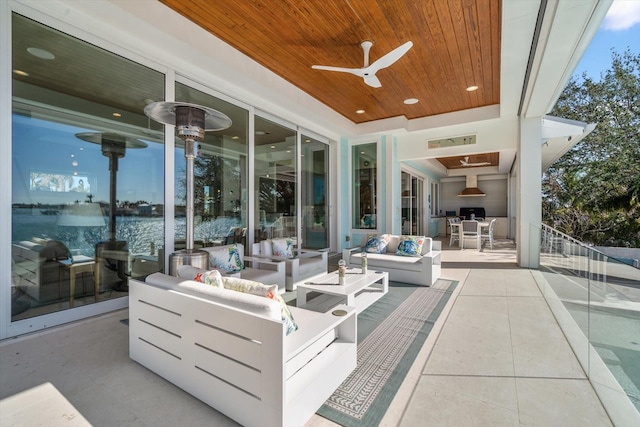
[296,268,389,313]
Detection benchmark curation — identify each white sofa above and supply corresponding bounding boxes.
[342,235,442,286]
[129,273,356,427]
[252,238,328,291]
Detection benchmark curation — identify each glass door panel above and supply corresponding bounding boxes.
[11,13,165,322]
[301,135,329,249]
[175,82,249,250]
[401,171,424,236]
[352,143,377,230]
[254,116,297,245]
[414,177,424,235]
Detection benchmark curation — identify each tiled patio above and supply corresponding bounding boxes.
[0,239,613,426]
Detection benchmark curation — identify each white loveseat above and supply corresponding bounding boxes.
[342,234,442,286]
[252,238,328,291]
[129,273,356,427]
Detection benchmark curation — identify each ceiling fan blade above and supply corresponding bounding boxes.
[312,40,412,88]
[368,41,413,73]
[311,65,362,76]
[363,74,381,88]
[462,161,491,167]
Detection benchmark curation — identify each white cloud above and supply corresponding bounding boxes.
[603,0,640,31]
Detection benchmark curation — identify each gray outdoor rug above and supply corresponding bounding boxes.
[317,278,458,426]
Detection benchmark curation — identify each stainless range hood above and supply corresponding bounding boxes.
[458,175,486,197]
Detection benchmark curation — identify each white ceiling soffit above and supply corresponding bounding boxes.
[519,0,614,118]
[541,115,596,170]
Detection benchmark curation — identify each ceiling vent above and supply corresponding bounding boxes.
[428,134,476,149]
[458,175,485,197]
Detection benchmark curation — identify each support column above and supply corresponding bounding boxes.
[517,117,542,268]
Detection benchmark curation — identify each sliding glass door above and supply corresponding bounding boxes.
[301,134,329,249]
[401,171,424,236]
[175,81,249,250]
[254,116,297,244]
[10,13,165,323]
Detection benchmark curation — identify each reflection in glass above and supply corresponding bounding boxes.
[11,13,165,321]
[401,171,425,235]
[352,143,377,229]
[76,133,148,292]
[175,82,249,249]
[254,117,297,244]
[301,135,329,249]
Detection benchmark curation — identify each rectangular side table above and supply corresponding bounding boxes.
[59,259,96,307]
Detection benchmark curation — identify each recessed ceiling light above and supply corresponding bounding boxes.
[356,109,365,114]
[13,69,29,76]
[112,112,122,117]
[270,145,276,149]
[466,85,479,92]
[404,98,419,104]
[256,131,266,135]
[232,136,239,140]
[27,47,55,60]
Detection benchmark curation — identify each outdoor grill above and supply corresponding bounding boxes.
[459,207,486,220]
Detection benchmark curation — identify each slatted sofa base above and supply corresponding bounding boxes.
[129,275,356,427]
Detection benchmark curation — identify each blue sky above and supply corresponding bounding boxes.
[573,0,640,79]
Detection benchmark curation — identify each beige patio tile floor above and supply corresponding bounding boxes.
[0,238,612,426]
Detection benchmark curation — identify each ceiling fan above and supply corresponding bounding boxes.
[311,40,413,88]
[460,156,491,167]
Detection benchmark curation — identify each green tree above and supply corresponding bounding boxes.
[193,152,242,219]
[544,49,640,247]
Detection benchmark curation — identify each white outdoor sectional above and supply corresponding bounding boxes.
[129,272,357,427]
[342,234,442,286]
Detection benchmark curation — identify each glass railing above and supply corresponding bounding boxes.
[533,223,640,426]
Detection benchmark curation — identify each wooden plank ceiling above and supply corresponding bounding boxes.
[159,0,501,124]
[436,152,500,170]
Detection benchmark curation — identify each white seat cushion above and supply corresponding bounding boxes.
[240,267,282,286]
[350,252,424,272]
[259,240,274,257]
[144,273,281,320]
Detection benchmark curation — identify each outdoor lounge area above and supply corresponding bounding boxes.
[3,0,639,425]
[0,239,617,426]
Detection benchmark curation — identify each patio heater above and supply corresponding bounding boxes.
[144,102,232,275]
[76,132,147,291]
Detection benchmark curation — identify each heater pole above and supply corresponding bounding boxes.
[185,137,196,251]
[144,101,231,276]
[108,153,119,241]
